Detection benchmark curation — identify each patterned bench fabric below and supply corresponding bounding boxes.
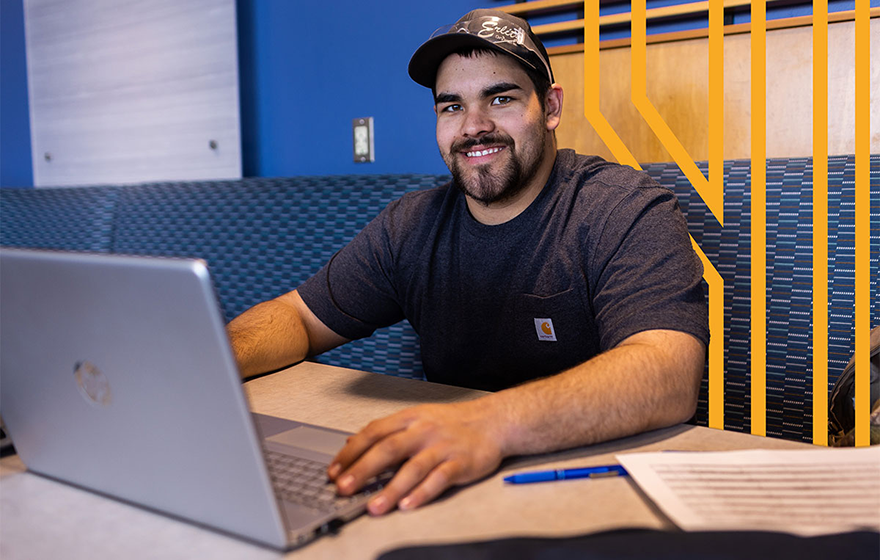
[642,155,880,443]
[111,174,450,380]
[0,186,119,253]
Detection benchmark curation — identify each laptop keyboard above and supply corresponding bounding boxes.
[264,450,372,513]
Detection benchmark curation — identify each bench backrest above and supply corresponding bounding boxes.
[3,156,877,442]
[0,175,449,380]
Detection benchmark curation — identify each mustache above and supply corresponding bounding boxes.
[451,134,514,153]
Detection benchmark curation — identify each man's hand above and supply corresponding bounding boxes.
[327,400,505,515]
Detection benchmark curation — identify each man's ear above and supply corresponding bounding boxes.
[544,84,564,132]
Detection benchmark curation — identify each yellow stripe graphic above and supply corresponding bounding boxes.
[709,0,724,227]
[854,0,871,447]
[627,0,725,428]
[630,0,723,226]
[751,0,767,437]
[812,0,829,446]
[582,0,639,169]
[582,0,871,444]
[692,237,725,429]
[706,2,725,429]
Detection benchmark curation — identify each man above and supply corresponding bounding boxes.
[227,9,708,516]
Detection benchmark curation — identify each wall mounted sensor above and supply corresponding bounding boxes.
[353,117,374,163]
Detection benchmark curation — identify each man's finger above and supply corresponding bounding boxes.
[328,413,410,480]
[334,428,422,496]
[365,448,443,515]
[398,460,461,511]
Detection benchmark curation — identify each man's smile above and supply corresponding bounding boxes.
[460,145,507,163]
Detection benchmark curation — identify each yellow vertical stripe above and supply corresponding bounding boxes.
[707,0,725,429]
[751,0,767,437]
[692,237,725,429]
[812,0,829,446]
[709,0,724,228]
[854,0,870,447]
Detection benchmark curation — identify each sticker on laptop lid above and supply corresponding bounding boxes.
[74,360,112,407]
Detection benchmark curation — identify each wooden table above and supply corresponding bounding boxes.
[0,362,809,559]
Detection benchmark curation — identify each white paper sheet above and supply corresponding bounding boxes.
[617,446,880,536]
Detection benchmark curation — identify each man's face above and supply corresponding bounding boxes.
[434,52,552,206]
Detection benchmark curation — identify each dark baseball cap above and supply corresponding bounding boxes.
[408,9,554,89]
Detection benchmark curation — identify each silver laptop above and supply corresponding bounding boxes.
[0,248,389,550]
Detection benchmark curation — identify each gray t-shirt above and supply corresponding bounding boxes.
[299,149,708,391]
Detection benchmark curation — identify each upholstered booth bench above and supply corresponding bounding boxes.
[2,157,877,444]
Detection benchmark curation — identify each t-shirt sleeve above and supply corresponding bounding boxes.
[590,187,709,350]
[297,203,405,340]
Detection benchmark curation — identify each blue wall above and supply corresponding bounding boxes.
[1,0,33,187]
[237,0,496,178]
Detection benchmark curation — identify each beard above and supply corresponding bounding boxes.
[443,130,547,206]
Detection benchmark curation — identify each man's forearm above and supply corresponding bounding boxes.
[226,298,311,378]
[328,329,706,515]
[483,329,706,457]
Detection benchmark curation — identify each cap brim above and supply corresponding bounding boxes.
[408,33,536,89]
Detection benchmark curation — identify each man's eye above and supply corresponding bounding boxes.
[492,96,512,106]
[440,104,461,113]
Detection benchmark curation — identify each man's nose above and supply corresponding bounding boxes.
[460,107,494,138]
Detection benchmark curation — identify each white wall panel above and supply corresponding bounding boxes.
[25,0,241,187]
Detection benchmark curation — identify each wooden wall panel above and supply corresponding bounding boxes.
[553,19,879,163]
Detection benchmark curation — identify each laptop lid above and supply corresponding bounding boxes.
[0,249,289,548]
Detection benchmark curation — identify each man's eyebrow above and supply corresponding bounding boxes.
[434,82,525,106]
[482,82,523,98]
[434,92,461,105]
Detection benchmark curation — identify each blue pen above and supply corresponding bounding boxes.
[504,465,628,484]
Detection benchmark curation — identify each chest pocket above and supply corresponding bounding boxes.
[507,288,599,383]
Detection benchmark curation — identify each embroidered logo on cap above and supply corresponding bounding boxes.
[534,318,557,342]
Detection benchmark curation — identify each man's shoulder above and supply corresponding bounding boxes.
[555,149,662,193]
[551,150,673,216]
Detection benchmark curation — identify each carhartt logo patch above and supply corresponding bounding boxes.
[534,318,557,342]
